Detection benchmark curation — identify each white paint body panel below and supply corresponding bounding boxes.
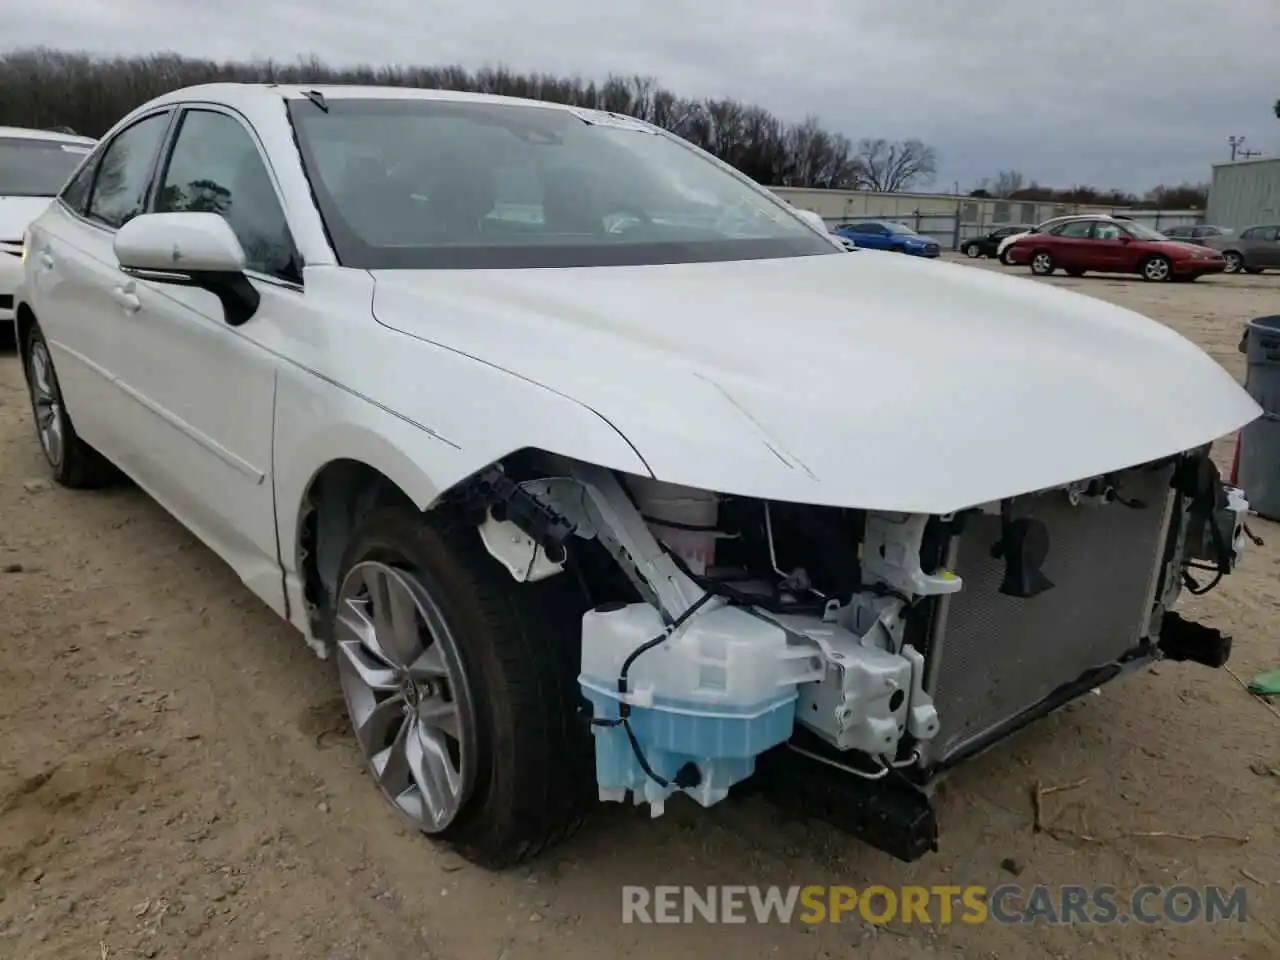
[371,251,1258,514]
[14,83,1261,648]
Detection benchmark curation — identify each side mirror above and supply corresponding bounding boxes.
[793,209,827,232]
[114,212,260,326]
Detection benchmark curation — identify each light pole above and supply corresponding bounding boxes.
[1228,135,1246,161]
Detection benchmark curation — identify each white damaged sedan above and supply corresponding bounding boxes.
[14,84,1261,866]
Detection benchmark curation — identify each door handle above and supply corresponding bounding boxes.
[38,252,54,269]
[111,285,141,314]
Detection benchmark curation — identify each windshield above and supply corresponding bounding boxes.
[0,137,92,197]
[1123,221,1168,241]
[287,98,837,269]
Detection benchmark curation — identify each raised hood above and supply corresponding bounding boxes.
[370,253,1259,514]
[0,196,53,242]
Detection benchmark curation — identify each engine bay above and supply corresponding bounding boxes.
[457,446,1250,857]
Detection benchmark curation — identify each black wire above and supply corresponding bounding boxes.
[591,591,716,790]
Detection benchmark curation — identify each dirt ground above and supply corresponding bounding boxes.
[1,259,1279,960]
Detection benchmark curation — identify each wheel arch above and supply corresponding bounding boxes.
[15,302,37,367]
[288,437,639,645]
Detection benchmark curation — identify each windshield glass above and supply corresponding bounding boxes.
[0,137,92,197]
[287,98,836,269]
[1124,221,1168,241]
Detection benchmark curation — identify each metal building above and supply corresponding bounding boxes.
[1207,157,1280,230]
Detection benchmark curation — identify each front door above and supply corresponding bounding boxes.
[1047,220,1096,269]
[1088,220,1133,273]
[1256,226,1280,268]
[109,106,304,602]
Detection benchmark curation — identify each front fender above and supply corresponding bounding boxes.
[272,354,653,580]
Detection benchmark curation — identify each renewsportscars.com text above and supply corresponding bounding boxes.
[621,884,1249,926]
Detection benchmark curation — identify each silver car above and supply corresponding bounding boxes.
[1206,224,1280,274]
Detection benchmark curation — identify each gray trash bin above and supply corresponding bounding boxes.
[1236,314,1280,520]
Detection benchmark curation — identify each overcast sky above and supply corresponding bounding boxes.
[7,0,1278,193]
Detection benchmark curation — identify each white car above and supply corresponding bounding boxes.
[0,126,95,331]
[14,84,1260,867]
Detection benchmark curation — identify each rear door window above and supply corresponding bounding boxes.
[1054,221,1094,238]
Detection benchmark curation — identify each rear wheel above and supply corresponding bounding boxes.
[23,324,118,489]
[1222,251,1244,273]
[963,242,982,258]
[1030,251,1055,276]
[328,506,593,868]
[1141,255,1173,282]
[998,247,1015,265]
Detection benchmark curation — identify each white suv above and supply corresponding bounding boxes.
[0,127,95,330]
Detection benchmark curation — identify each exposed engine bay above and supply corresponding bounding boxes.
[455,446,1251,861]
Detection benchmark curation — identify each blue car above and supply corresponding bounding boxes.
[834,220,941,258]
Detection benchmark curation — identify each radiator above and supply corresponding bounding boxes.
[924,464,1175,765]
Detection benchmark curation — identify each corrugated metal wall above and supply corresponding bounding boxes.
[1207,159,1280,230]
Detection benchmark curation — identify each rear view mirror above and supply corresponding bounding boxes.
[114,212,260,326]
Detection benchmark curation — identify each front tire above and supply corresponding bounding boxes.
[1029,250,1055,276]
[963,242,982,258]
[328,506,593,868]
[23,324,118,489]
[1141,255,1173,282]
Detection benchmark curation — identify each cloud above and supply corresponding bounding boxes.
[5,0,1278,191]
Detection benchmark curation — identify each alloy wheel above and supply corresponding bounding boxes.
[1143,257,1171,282]
[1031,253,1053,275]
[28,340,65,469]
[965,243,980,258]
[1223,252,1243,274]
[335,560,477,833]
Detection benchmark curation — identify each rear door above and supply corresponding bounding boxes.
[849,223,889,249]
[1047,219,1097,269]
[23,109,174,457]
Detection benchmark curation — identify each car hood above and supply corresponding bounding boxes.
[370,252,1259,514]
[1153,239,1219,257]
[0,196,53,242]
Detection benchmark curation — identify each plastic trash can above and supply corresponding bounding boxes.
[1236,315,1280,520]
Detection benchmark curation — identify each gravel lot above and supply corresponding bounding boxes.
[1,257,1278,959]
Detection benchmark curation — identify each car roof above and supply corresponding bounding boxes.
[136,82,614,118]
[0,125,96,145]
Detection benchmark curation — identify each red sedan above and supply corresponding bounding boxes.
[1006,217,1227,281]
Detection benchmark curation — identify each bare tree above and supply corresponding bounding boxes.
[0,47,905,193]
[991,169,1025,198]
[854,138,938,192]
